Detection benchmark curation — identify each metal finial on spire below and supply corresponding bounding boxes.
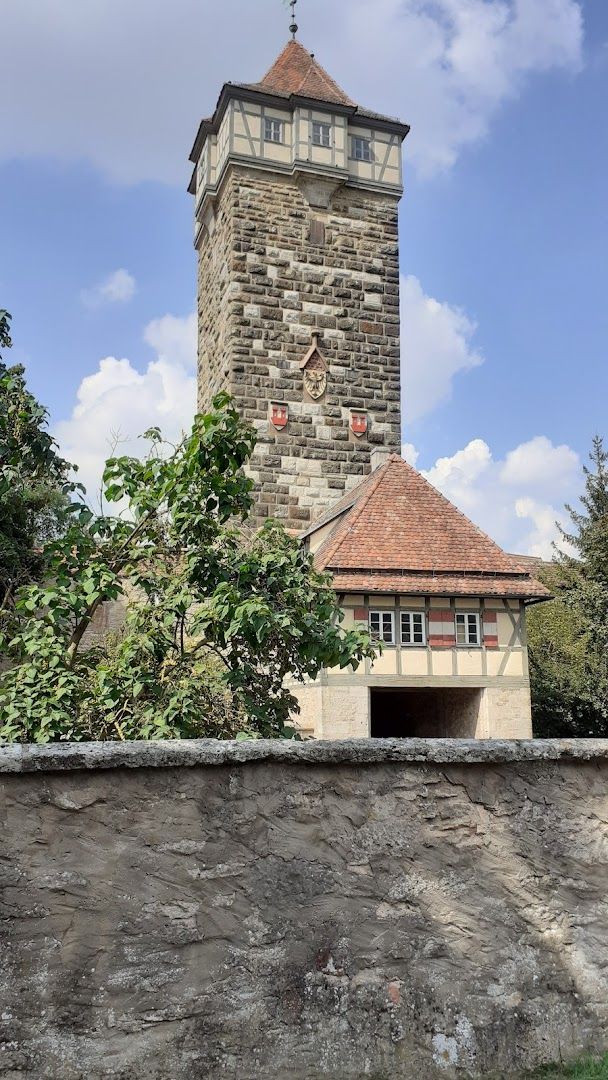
[289,0,298,39]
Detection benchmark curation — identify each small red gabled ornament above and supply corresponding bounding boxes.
[350,411,368,437]
[270,403,289,430]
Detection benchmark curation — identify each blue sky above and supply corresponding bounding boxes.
[1,0,607,555]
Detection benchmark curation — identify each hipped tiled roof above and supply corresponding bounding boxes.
[309,455,551,602]
[254,40,355,106]
[237,40,404,126]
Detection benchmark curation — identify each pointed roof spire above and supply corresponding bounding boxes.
[256,39,356,107]
[289,0,298,40]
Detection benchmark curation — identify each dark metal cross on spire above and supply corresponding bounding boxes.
[289,0,298,39]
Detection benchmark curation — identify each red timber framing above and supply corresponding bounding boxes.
[427,609,456,649]
[482,610,500,649]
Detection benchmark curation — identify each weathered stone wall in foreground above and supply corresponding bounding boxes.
[1,740,608,1080]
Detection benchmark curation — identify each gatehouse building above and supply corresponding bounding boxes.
[189,21,550,739]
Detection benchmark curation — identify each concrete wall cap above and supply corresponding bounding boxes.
[1,738,608,774]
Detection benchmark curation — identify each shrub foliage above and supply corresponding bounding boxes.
[0,310,75,614]
[0,389,376,743]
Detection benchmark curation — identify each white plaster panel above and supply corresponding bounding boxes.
[431,652,454,677]
[370,650,399,676]
[456,650,484,677]
[400,649,429,676]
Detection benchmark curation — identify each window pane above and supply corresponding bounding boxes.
[265,118,282,143]
[353,137,372,162]
[402,611,425,646]
[312,122,331,147]
[371,610,394,643]
[455,613,480,645]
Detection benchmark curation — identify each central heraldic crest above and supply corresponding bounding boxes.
[300,334,328,400]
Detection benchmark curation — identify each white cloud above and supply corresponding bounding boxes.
[53,312,197,505]
[424,439,493,512]
[401,274,484,424]
[500,435,579,494]
[515,497,568,559]
[144,312,197,368]
[417,436,580,558]
[402,442,419,466]
[81,269,136,308]
[0,0,584,184]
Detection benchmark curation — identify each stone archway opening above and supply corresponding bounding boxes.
[370,687,484,739]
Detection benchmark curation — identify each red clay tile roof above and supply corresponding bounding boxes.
[253,40,355,107]
[308,455,551,602]
[330,573,551,600]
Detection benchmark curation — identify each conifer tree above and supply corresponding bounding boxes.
[557,437,608,656]
[529,437,608,735]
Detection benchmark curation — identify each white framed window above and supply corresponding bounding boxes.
[369,610,395,645]
[312,121,331,148]
[455,612,481,646]
[264,117,283,144]
[401,611,426,646]
[352,136,372,162]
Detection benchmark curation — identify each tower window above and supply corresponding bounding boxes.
[455,613,481,647]
[312,121,331,148]
[369,610,395,645]
[309,219,326,246]
[264,118,283,144]
[401,611,426,646]
[352,136,372,162]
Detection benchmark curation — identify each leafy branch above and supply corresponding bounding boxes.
[0,392,377,744]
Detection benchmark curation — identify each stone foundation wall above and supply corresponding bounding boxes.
[292,682,533,740]
[2,739,608,1080]
[197,165,402,529]
[480,684,533,739]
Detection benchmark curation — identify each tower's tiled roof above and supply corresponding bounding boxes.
[307,455,551,601]
[252,40,355,106]
[235,40,404,126]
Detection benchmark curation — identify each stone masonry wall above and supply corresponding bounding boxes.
[197,166,402,530]
[2,739,608,1080]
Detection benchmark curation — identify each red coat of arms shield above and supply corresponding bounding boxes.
[350,411,368,437]
[270,403,289,430]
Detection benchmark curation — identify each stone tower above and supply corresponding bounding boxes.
[189,36,409,530]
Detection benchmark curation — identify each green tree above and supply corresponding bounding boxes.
[0,394,376,744]
[558,436,608,645]
[0,310,75,615]
[0,309,12,353]
[528,568,600,737]
[529,438,608,736]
